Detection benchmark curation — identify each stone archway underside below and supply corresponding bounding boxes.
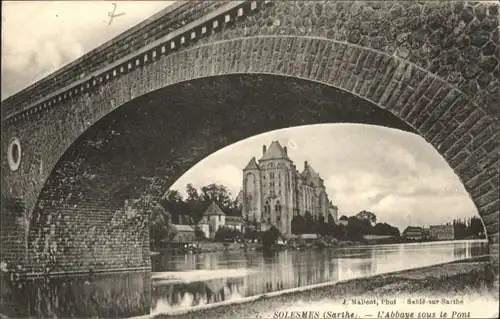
[23,72,496,275]
[1,36,497,276]
[27,74,421,274]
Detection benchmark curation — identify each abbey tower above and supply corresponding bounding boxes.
[242,141,335,235]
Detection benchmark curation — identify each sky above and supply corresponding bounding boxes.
[171,124,478,231]
[1,1,175,99]
[2,1,479,231]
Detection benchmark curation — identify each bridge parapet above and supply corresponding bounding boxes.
[1,0,273,123]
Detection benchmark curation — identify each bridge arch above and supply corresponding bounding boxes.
[1,36,498,275]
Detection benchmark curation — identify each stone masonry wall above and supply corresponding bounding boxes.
[195,1,499,116]
[1,1,230,118]
[1,1,498,275]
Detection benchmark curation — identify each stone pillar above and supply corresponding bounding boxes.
[0,198,29,275]
[488,241,499,291]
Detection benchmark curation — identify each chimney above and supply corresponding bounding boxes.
[304,161,308,169]
[284,146,287,155]
[263,145,267,155]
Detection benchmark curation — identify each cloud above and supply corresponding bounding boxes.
[169,124,479,231]
[1,1,175,99]
[171,164,243,198]
[324,140,475,230]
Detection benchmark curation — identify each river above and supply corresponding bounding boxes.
[0,240,488,318]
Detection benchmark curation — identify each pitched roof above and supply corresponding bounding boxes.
[235,190,243,203]
[203,201,226,216]
[260,141,290,161]
[404,226,423,233]
[302,162,320,180]
[243,157,260,171]
[226,216,244,225]
[173,224,194,232]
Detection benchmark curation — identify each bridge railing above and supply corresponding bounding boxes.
[2,0,267,123]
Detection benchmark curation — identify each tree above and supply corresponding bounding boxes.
[186,183,200,201]
[371,222,400,237]
[129,194,177,248]
[453,219,467,240]
[326,213,337,235]
[243,227,260,240]
[468,216,484,237]
[356,210,377,226]
[185,184,205,223]
[262,225,282,248]
[336,223,348,240]
[346,216,366,241]
[304,211,317,234]
[160,189,187,224]
[291,214,306,234]
[200,183,234,212]
[215,226,242,241]
[317,214,328,236]
[194,225,206,240]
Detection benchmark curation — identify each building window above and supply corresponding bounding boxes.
[277,216,281,222]
[219,216,221,221]
[270,172,275,179]
[265,201,271,214]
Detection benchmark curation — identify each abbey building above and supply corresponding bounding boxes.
[240,141,336,235]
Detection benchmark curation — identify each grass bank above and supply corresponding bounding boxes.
[153,256,497,319]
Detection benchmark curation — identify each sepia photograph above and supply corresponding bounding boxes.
[1,1,499,318]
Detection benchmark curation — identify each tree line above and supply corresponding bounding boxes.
[126,179,241,248]
[453,217,485,239]
[291,210,400,241]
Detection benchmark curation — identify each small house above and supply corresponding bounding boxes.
[402,226,423,240]
[299,233,318,243]
[198,201,226,239]
[225,216,245,233]
[171,224,196,243]
[429,224,454,241]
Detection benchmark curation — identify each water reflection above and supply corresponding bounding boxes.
[151,240,488,314]
[0,271,151,318]
[0,241,488,318]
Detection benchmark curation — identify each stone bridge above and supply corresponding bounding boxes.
[1,1,498,277]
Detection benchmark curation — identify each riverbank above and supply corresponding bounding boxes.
[152,238,487,254]
[153,256,498,319]
[151,242,261,254]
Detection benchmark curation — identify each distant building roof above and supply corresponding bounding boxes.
[203,201,226,216]
[363,235,395,240]
[226,216,244,225]
[430,224,454,229]
[173,224,194,232]
[243,157,260,170]
[404,226,423,232]
[260,141,291,161]
[299,234,318,240]
[198,216,209,224]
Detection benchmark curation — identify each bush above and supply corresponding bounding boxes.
[214,226,242,242]
[243,227,260,240]
[194,226,205,240]
[262,226,282,248]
